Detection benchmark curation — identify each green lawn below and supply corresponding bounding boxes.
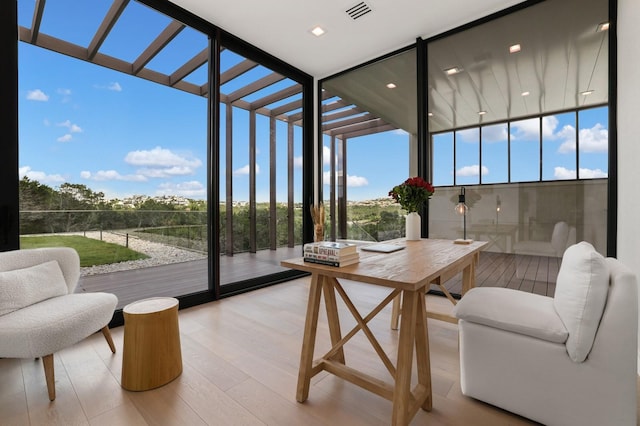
[20,235,148,267]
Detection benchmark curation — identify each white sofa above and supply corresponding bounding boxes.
[453,242,638,426]
[0,247,117,400]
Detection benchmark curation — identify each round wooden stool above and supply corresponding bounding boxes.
[121,297,182,391]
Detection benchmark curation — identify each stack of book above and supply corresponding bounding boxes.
[303,241,360,267]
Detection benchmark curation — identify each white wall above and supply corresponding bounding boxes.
[616,0,640,370]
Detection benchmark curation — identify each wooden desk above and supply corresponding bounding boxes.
[390,239,487,328]
[282,238,488,426]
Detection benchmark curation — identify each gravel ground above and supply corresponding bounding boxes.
[78,231,207,277]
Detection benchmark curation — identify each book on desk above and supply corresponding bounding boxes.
[303,241,359,266]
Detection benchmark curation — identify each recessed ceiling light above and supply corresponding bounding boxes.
[509,44,521,53]
[521,91,530,96]
[581,90,594,96]
[427,112,434,117]
[478,111,487,115]
[444,67,463,76]
[386,83,397,89]
[597,21,610,32]
[310,26,326,37]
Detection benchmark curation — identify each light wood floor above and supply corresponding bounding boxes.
[1,276,569,426]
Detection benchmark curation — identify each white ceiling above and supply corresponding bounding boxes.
[169,0,609,134]
[168,0,525,79]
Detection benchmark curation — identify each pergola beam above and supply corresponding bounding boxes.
[133,20,186,74]
[323,107,364,123]
[170,47,208,86]
[338,123,397,139]
[250,84,301,109]
[88,0,129,60]
[30,0,45,43]
[270,98,302,116]
[227,72,285,103]
[220,59,258,85]
[322,113,376,131]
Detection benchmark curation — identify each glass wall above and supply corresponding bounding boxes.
[218,46,304,288]
[320,48,416,242]
[17,0,209,309]
[429,107,608,255]
[16,0,311,310]
[427,0,609,261]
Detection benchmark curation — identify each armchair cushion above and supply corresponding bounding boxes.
[554,241,609,362]
[0,260,68,316]
[453,287,568,343]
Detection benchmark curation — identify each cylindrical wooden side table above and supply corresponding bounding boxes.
[121,297,182,391]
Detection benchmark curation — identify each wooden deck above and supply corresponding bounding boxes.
[78,248,559,310]
[78,246,303,309]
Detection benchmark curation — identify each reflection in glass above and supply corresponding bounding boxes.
[321,48,417,242]
[455,128,480,185]
[543,113,577,180]
[482,124,508,184]
[432,132,454,186]
[510,118,540,182]
[578,106,609,180]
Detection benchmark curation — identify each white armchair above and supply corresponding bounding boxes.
[513,220,576,257]
[453,242,638,426]
[0,247,117,401]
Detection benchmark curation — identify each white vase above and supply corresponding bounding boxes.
[405,212,421,240]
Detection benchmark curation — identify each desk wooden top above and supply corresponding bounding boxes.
[281,238,488,292]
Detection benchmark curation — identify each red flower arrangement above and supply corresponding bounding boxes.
[389,176,435,213]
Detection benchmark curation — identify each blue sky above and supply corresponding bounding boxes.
[18,1,608,204]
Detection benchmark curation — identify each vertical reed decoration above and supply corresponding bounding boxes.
[310,203,325,242]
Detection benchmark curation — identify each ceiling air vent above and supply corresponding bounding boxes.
[346,2,372,20]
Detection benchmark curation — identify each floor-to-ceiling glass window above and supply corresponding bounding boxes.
[218,45,305,291]
[426,0,609,296]
[320,48,416,242]
[17,0,209,309]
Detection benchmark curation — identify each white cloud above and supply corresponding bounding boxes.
[347,175,369,187]
[124,146,202,177]
[457,128,479,143]
[233,164,260,176]
[323,145,332,166]
[578,123,608,153]
[557,123,608,154]
[554,167,576,180]
[26,89,49,101]
[579,167,608,178]
[57,134,72,142]
[156,181,206,197]
[511,117,545,140]
[94,82,123,92]
[294,156,303,168]
[456,165,489,177]
[82,170,147,182]
[57,120,82,133]
[19,166,65,184]
[137,166,196,178]
[554,167,607,179]
[322,171,368,187]
[393,129,409,136]
[482,124,508,142]
[57,88,72,96]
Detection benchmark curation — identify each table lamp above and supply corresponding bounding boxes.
[454,187,473,244]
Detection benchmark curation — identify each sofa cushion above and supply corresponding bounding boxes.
[453,287,568,343]
[0,260,68,316]
[554,241,609,362]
